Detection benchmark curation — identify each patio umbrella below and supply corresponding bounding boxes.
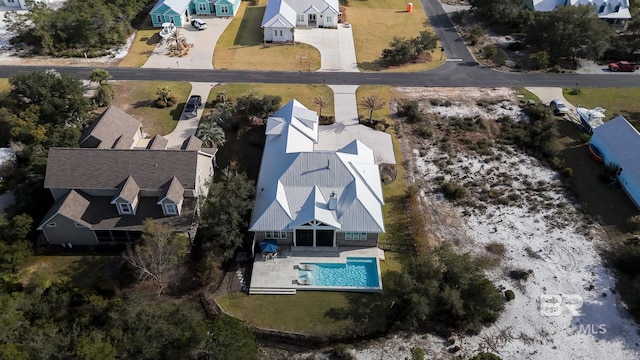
[259,240,279,253]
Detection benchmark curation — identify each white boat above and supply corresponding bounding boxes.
[159,22,177,39]
[576,105,606,134]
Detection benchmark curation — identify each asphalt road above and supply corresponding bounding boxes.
[0,64,638,88]
[419,0,475,62]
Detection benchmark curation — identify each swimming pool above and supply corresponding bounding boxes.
[298,257,382,291]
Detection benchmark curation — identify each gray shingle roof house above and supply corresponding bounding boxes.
[80,105,143,149]
[37,107,217,246]
[249,99,384,249]
[261,0,340,42]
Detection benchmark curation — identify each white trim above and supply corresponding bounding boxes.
[119,202,133,215]
[165,203,177,215]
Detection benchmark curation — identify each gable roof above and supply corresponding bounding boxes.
[44,148,210,191]
[181,135,203,150]
[151,0,191,14]
[158,176,185,204]
[261,0,296,28]
[113,175,140,204]
[147,135,168,150]
[250,99,384,233]
[529,0,631,18]
[80,105,141,149]
[592,115,640,181]
[37,190,91,230]
[289,0,339,14]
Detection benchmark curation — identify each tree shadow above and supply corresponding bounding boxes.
[132,99,155,109]
[358,60,384,72]
[59,255,127,296]
[234,7,265,46]
[145,33,161,46]
[170,103,186,120]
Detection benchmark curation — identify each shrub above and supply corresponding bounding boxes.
[485,242,506,256]
[483,44,498,60]
[411,347,425,360]
[504,290,515,301]
[569,87,581,95]
[398,100,425,123]
[472,353,502,360]
[627,215,640,232]
[333,344,353,360]
[508,269,532,281]
[93,83,114,107]
[416,124,433,138]
[441,182,467,200]
[507,42,526,51]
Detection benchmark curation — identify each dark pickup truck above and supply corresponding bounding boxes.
[184,95,202,118]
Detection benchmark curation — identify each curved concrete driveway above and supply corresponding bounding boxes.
[296,25,358,72]
[142,18,232,70]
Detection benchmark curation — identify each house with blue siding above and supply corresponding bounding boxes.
[150,0,240,27]
[590,115,640,209]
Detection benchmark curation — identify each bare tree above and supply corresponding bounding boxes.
[359,93,386,124]
[313,95,330,117]
[123,219,188,295]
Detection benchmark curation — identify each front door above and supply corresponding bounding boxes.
[274,29,285,42]
[308,14,316,26]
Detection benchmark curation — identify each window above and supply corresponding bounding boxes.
[360,233,367,240]
[119,202,132,214]
[326,16,332,23]
[599,4,605,12]
[221,5,228,13]
[156,15,162,23]
[165,203,177,215]
[280,232,287,239]
[344,232,367,240]
[345,232,352,240]
[47,222,57,228]
[265,231,273,239]
[297,15,304,22]
[198,3,207,11]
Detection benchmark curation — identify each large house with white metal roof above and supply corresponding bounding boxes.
[249,99,385,249]
[589,115,640,209]
[523,0,631,27]
[261,0,340,42]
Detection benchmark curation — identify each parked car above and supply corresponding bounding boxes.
[608,61,637,72]
[549,99,569,116]
[191,19,207,30]
[184,95,202,118]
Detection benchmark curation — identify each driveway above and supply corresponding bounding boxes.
[315,85,396,164]
[295,25,358,72]
[142,18,232,70]
[164,82,217,148]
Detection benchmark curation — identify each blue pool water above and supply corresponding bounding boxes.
[298,257,380,288]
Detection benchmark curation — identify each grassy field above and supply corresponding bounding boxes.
[17,256,120,291]
[213,1,321,71]
[564,87,640,129]
[347,0,446,72]
[0,78,10,95]
[112,81,193,136]
[117,18,161,67]
[206,83,334,115]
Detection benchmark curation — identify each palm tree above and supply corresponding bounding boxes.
[359,93,385,124]
[156,86,172,106]
[89,68,111,85]
[163,29,189,53]
[197,123,226,148]
[216,90,229,104]
[313,95,330,117]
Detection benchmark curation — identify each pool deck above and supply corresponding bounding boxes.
[248,247,385,295]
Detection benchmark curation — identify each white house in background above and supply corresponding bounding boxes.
[261,0,340,42]
[589,115,640,209]
[523,0,631,26]
[1,0,64,9]
[249,99,385,249]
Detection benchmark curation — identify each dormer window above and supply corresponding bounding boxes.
[165,203,177,215]
[119,203,133,214]
[599,4,606,12]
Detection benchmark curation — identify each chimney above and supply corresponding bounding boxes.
[328,191,337,210]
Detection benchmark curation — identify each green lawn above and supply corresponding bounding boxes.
[118,17,161,68]
[17,256,120,291]
[564,87,640,129]
[112,81,193,136]
[213,1,321,71]
[206,83,334,116]
[347,0,446,71]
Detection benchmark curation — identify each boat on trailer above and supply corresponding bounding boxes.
[159,23,177,39]
[576,106,606,135]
